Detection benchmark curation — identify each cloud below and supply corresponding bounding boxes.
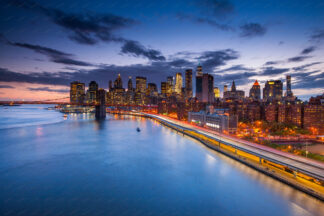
[288,55,311,62]
[198,49,239,72]
[6,0,135,45]
[0,67,70,86]
[215,64,254,74]
[177,14,233,31]
[0,48,240,87]
[261,67,289,76]
[120,40,166,61]
[6,0,165,62]
[292,62,322,72]
[198,0,234,17]
[240,23,267,37]
[7,41,93,66]
[0,85,15,89]
[310,29,324,42]
[28,87,69,93]
[264,61,281,66]
[301,46,316,55]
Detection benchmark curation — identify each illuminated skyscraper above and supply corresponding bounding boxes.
[128,76,133,92]
[70,81,85,104]
[175,73,183,94]
[136,76,147,93]
[86,81,98,103]
[166,76,174,95]
[214,87,220,98]
[161,82,167,95]
[185,69,193,99]
[263,80,283,101]
[249,80,261,100]
[147,83,157,95]
[286,75,293,97]
[114,73,123,89]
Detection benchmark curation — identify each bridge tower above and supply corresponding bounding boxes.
[95,88,106,119]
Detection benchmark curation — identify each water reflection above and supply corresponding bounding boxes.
[1,106,324,216]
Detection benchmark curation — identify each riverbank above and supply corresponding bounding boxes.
[108,111,324,201]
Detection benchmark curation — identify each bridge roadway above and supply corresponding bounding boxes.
[144,113,324,182]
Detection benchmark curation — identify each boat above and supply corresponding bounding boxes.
[63,114,68,118]
[136,127,141,132]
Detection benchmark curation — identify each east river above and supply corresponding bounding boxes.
[0,105,323,216]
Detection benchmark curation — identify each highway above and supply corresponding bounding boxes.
[145,113,324,182]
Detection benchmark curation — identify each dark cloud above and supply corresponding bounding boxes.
[301,46,316,55]
[0,48,239,88]
[198,0,234,17]
[6,0,135,45]
[198,49,239,72]
[177,14,233,31]
[215,64,254,73]
[0,67,71,86]
[7,41,93,66]
[292,62,322,72]
[6,0,165,62]
[310,29,324,42]
[264,61,280,66]
[28,87,69,93]
[261,67,289,76]
[120,40,166,61]
[288,55,311,62]
[0,85,15,89]
[240,23,267,37]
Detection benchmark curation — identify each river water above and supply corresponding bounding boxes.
[0,105,323,216]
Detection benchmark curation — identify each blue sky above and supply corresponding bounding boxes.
[0,0,323,101]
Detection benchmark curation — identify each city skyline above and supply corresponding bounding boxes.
[0,0,324,101]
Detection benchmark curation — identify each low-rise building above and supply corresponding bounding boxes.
[188,108,237,134]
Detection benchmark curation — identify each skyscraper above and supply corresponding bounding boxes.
[87,81,98,103]
[249,80,261,100]
[223,85,228,98]
[263,80,283,101]
[161,82,167,95]
[175,73,183,94]
[114,73,123,89]
[147,83,157,95]
[196,65,203,101]
[185,69,193,99]
[108,80,113,91]
[214,87,220,98]
[136,76,147,93]
[128,76,133,92]
[70,81,85,104]
[286,75,293,97]
[196,65,203,76]
[202,74,214,103]
[197,72,214,103]
[166,76,174,95]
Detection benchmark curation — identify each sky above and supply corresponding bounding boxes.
[0,0,323,101]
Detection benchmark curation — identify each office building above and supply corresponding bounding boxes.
[249,80,261,100]
[70,81,85,104]
[185,69,193,99]
[263,80,283,101]
[136,76,147,93]
[175,73,183,94]
[86,81,98,103]
[214,87,220,98]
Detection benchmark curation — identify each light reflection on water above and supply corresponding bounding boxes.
[0,105,323,216]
